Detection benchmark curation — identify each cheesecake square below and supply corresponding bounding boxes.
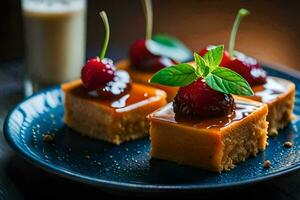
[148,97,268,172]
[117,59,179,102]
[246,76,295,136]
[62,80,167,145]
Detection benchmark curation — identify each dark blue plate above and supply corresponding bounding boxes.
[3,64,300,193]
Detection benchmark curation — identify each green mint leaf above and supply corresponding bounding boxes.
[194,52,209,77]
[204,67,254,96]
[150,63,197,86]
[203,45,224,70]
[152,34,180,47]
[146,34,193,62]
[149,44,254,97]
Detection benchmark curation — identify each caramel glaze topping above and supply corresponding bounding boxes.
[69,70,152,110]
[67,79,163,112]
[87,70,131,100]
[70,84,154,108]
[150,99,261,130]
[251,76,290,103]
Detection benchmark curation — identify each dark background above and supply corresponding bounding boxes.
[1,0,300,68]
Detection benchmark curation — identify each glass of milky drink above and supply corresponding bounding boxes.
[21,0,87,95]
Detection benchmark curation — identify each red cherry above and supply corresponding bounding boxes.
[129,39,177,72]
[222,51,267,86]
[129,39,152,67]
[140,56,178,72]
[199,46,267,86]
[81,57,115,91]
[95,70,132,99]
[173,78,234,119]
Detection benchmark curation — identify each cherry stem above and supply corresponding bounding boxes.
[99,11,110,60]
[228,8,250,59]
[142,0,153,40]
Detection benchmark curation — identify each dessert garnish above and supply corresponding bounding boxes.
[173,78,235,119]
[150,45,254,119]
[199,8,267,86]
[129,0,192,72]
[81,11,131,99]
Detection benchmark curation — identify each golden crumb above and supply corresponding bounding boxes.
[43,134,54,143]
[283,141,293,148]
[264,160,271,169]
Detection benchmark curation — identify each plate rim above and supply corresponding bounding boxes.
[3,64,300,192]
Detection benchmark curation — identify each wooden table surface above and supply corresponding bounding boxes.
[0,60,299,200]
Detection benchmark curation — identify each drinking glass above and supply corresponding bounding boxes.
[21,0,87,96]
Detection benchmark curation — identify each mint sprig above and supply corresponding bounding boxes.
[149,45,254,96]
[150,63,197,87]
[194,52,209,77]
[203,45,223,71]
[205,67,253,95]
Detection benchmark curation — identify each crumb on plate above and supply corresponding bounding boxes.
[43,134,54,143]
[283,141,293,148]
[264,160,271,169]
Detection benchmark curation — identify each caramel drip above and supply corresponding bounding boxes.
[252,77,289,103]
[69,84,154,110]
[151,100,260,130]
